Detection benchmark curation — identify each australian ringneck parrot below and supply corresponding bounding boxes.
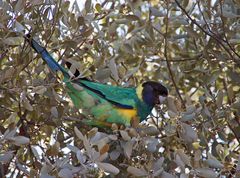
[25,35,168,128]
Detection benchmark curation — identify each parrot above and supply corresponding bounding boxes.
[25,35,168,128]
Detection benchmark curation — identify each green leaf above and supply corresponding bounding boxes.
[95,3,102,12]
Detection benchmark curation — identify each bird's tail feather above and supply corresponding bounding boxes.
[25,34,69,78]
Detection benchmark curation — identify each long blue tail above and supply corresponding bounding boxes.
[25,34,69,78]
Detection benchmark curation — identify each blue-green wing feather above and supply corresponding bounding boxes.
[74,79,137,109]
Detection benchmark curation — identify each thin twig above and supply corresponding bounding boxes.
[219,65,240,144]
[0,105,14,112]
[198,1,240,60]
[218,1,240,59]
[45,0,62,45]
[174,0,240,64]
[164,1,185,108]
[197,2,216,37]
[0,163,4,178]
[0,50,8,61]
[148,54,204,62]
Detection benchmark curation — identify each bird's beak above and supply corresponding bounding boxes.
[159,95,166,104]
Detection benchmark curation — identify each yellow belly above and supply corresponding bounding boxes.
[116,108,137,124]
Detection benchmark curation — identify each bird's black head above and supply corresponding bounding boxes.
[141,81,168,106]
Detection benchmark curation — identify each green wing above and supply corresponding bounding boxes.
[74,79,138,109]
[65,79,142,127]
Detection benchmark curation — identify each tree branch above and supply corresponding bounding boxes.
[174,0,240,65]
[164,1,185,108]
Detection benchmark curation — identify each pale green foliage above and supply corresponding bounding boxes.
[0,0,240,177]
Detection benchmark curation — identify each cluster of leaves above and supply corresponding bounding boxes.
[0,0,240,177]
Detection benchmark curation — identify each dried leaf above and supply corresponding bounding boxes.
[100,144,110,155]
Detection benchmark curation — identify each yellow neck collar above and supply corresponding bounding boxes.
[136,83,143,101]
